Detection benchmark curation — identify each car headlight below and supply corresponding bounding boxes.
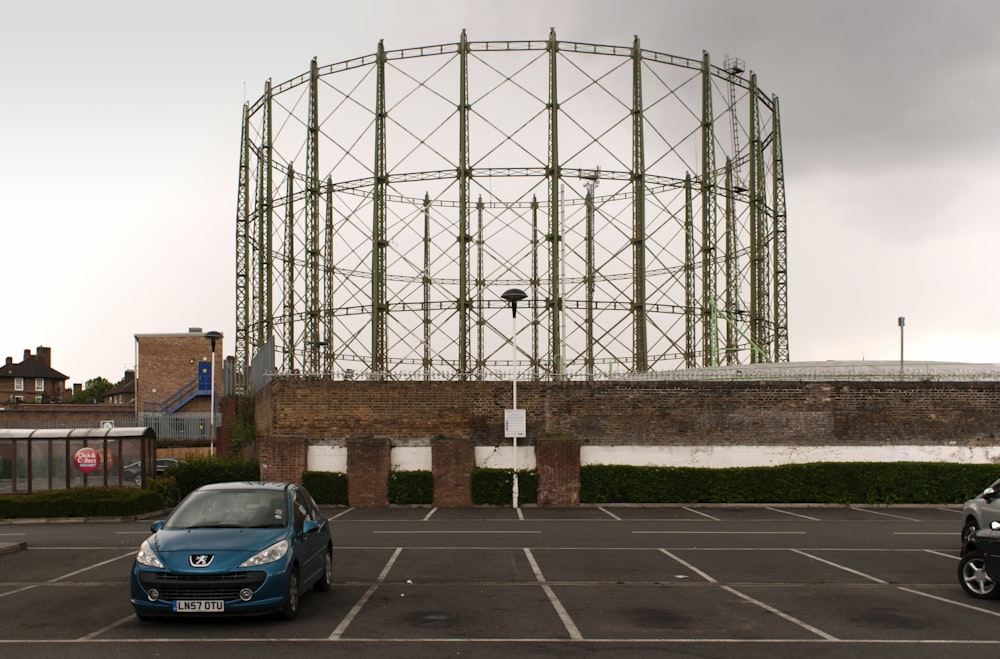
[136,539,164,568]
[239,540,289,567]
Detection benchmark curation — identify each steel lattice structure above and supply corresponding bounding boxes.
[234,30,789,388]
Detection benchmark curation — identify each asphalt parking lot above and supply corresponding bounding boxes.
[0,504,995,658]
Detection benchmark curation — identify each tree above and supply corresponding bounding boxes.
[74,376,114,404]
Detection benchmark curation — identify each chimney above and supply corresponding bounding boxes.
[4,357,11,367]
[36,346,51,366]
[24,349,31,362]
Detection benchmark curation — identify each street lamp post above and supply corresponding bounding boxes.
[898,317,905,378]
[501,288,527,509]
[205,331,223,456]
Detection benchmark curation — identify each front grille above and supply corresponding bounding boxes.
[139,571,267,600]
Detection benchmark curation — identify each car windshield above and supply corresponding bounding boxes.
[165,490,288,529]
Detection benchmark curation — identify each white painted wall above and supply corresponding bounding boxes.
[305,443,1000,473]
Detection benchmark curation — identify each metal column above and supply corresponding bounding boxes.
[700,52,718,367]
[284,165,296,372]
[771,96,789,362]
[305,58,321,373]
[457,30,471,378]
[372,40,388,376]
[235,102,250,393]
[547,29,562,377]
[684,173,695,367]
[631,34,648,372]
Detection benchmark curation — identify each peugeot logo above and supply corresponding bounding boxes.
[189,554,214,567]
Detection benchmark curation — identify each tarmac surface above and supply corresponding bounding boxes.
[0,504,991,658]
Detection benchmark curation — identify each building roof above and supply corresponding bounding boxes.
[1,358,67,381]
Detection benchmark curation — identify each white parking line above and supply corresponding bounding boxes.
[721,585,839,641]
[850,507,920,521]
[634,531,806,535]
[524,548,583,640]
[900,587,1000,618]
[49,552,135,583]
[422,507,438,521]
[659,549,837,641]
[328,546,402,640]
[328,507,355,520]
[791,549,888,584]
[684,507,720,521]
[598,507,622,520]
[924,549,960,560]
[766,507,821,521]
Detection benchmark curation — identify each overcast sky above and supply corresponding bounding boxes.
[1,0,998,385]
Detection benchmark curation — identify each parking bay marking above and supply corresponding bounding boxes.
[524,548,583,640]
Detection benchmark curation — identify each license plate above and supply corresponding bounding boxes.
[173,600,225,612]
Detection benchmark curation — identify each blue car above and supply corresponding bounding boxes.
[130,481,332,621]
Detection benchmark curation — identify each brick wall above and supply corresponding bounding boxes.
[257,379,1000,447]
[432,437,474,507]
[535,436,582,506]
[254,378,1000,506]
[347,437,391,507]
[135,332,224,414]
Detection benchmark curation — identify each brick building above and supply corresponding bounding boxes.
[135,329,224,443]
[0,347,69,404]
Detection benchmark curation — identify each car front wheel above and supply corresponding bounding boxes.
[281,567,300,620]
[958,551,1000,599]
[314,548,333,592]
[962,519,980,553]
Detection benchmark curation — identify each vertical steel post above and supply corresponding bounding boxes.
[684,173,695,367]
[261,80,274,346]
[771,96,789,362]
[372,40,388,376]
[547,29,562,378]
[748,74,762,362]
[324,178,335,376]
[235,102,250,394]
[631,34,648,372]
[423,192,432,380]
[458,30,471,379]
[531,196,540,380]
[585,188,594,379]
[284,165,296,372]
[476,196,485,379]
[725,158,737,364]
[306,58,321,373]
[701,51,718,367]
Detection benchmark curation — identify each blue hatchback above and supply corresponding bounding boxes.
[130,481,332,621]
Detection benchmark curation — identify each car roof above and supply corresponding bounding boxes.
[194,481,292,493]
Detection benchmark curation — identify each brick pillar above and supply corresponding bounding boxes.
[535,436,582,506]
[347,437,390,507]
[216,395,238,456]
[258,436,307,484]
[432,437,474,507]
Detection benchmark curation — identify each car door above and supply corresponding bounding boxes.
[291,487,325,586]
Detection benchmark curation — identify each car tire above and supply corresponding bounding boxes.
[314,548,333,592]
[958,551,1000,599]
[962,519,980,554]
[281,567,300,620]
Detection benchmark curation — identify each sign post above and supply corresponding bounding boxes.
[501,288,527,508]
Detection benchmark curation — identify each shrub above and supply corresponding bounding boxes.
[472,468,538,506]
[0,487,167,519]
[389,470,433,505]
[302,471,348,505]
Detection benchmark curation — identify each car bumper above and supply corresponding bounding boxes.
[130,564,291,617]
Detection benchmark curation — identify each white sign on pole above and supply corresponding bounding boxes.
[504,409,526,438]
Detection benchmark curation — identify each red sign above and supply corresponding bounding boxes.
[74,447,101,473]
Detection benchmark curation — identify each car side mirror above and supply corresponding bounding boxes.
[303,519,320,535]
[150,521,165,533]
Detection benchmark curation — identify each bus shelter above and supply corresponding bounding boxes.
[0,427,156,494]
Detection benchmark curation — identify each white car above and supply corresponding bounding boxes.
[961,478,1000,554]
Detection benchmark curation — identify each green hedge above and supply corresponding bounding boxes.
[303,471,348,505]
[472,468,538,506]
[581,462,1000,505]
[389,470,434,505]
[170,456,261,500]
[0,487,167,519]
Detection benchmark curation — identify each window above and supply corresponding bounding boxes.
[35,378,44,392]
[34,395,42,403]
[14,378,23,391]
